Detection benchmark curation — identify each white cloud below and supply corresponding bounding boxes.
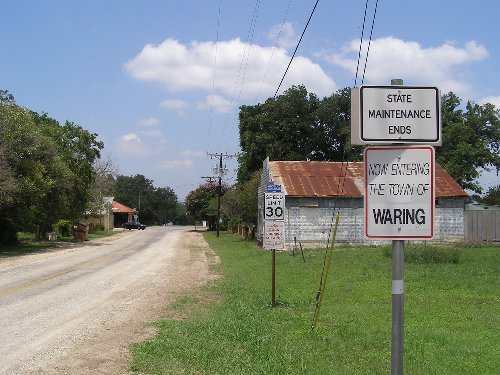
[324,37,488,96]
[124,37,336,99]
[479,96,500,108]
[179,149,205,158]
[160,99,187,110]
[138,117,159,127]
[267,22,298,50]
[196,94,231,113]
[115,133,150,156]
[121,133,141,142]
[156,159,194,170]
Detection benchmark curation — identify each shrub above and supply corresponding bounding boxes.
[53,219,73,237]
[90,223,105,232]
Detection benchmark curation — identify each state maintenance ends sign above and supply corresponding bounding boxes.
[351,86,441,145]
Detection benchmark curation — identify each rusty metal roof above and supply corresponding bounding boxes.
[112,201,137,213]
[435,163,469,198]
[268,161,467,198]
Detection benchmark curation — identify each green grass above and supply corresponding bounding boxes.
[130,233,499,375]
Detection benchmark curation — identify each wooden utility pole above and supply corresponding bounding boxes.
[207,152,237,237]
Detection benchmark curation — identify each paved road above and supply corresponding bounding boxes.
[0,226,206,374]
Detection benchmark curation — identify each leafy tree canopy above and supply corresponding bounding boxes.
[480,184,500,205]
[220,170,261,226]
[112,174,178,225]
[237,86,499,194]
[437,93,499,193]
[237,85,362,183]
[0,89,104,241]
[185,182,228,230]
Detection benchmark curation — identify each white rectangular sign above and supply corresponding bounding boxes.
[264,192,285,220]
[263,220,285,249]
[352,86,441,145]
[364,146,435,239]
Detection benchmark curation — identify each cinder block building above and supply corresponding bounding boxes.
[258,158,468,246]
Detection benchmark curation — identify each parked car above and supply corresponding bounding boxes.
[122,221,146,230]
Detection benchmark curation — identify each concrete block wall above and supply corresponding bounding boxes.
[285,206,464,246]
[286,207,365,245]
[434,208,464,241]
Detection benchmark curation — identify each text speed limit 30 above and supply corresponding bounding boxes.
[264,192,285,220]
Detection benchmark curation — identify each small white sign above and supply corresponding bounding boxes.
[364,146,435,239]
[264,192,285,220]
[352,86,441,145]
[263,220,285,249]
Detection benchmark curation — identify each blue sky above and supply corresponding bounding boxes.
[1,0,498,200]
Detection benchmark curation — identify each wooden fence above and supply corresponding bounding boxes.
[464,210,500,243]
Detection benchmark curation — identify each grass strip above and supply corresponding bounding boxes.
[131,232,499,374]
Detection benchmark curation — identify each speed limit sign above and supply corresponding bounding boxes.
[264,191,285,220]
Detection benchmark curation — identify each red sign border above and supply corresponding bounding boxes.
[364,146,435,239]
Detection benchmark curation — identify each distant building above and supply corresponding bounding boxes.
[258,158,468,246]
[111,201,138,227]
[84,198,137,230]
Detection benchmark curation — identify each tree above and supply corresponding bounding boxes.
[238,85,318,182]
[0,103,69,236]
[237,85,362,183]
[87,156,118,213]
[112,174,178,225]
[437,93,500,193]
[238,86,498,193]
[0,96,104,241]
[150,187,178,224]
[481,185,500,205]
[32,113,104,223]
[185,183,228,230]
[0,89,15,104]
[309,87,363,161]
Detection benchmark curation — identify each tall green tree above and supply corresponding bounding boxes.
[31,112,104,222]
[112,174,178,225]
[480,185,500,205]
[220,170,261,226]
[185,183,228,230]
[238,86,498,193]
[237,85,362,183]
[437,93,499,192]
[0,90,104,242]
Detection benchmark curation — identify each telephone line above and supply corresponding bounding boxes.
[274,0,320,98]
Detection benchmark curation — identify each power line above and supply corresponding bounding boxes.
[361,0,379,85]
[218,0,261,151]
[255,0,292,103]
[208,0,222,153]
[274,0,320,98]
[354,0,369,87]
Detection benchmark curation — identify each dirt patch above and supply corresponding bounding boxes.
[29,229,219,375]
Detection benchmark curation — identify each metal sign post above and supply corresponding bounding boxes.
[264,184,285,309]
[392,239,404,375]
[354,77,440,375]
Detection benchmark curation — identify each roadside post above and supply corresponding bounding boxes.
[263,184,285,309]
[352,78,441,375]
